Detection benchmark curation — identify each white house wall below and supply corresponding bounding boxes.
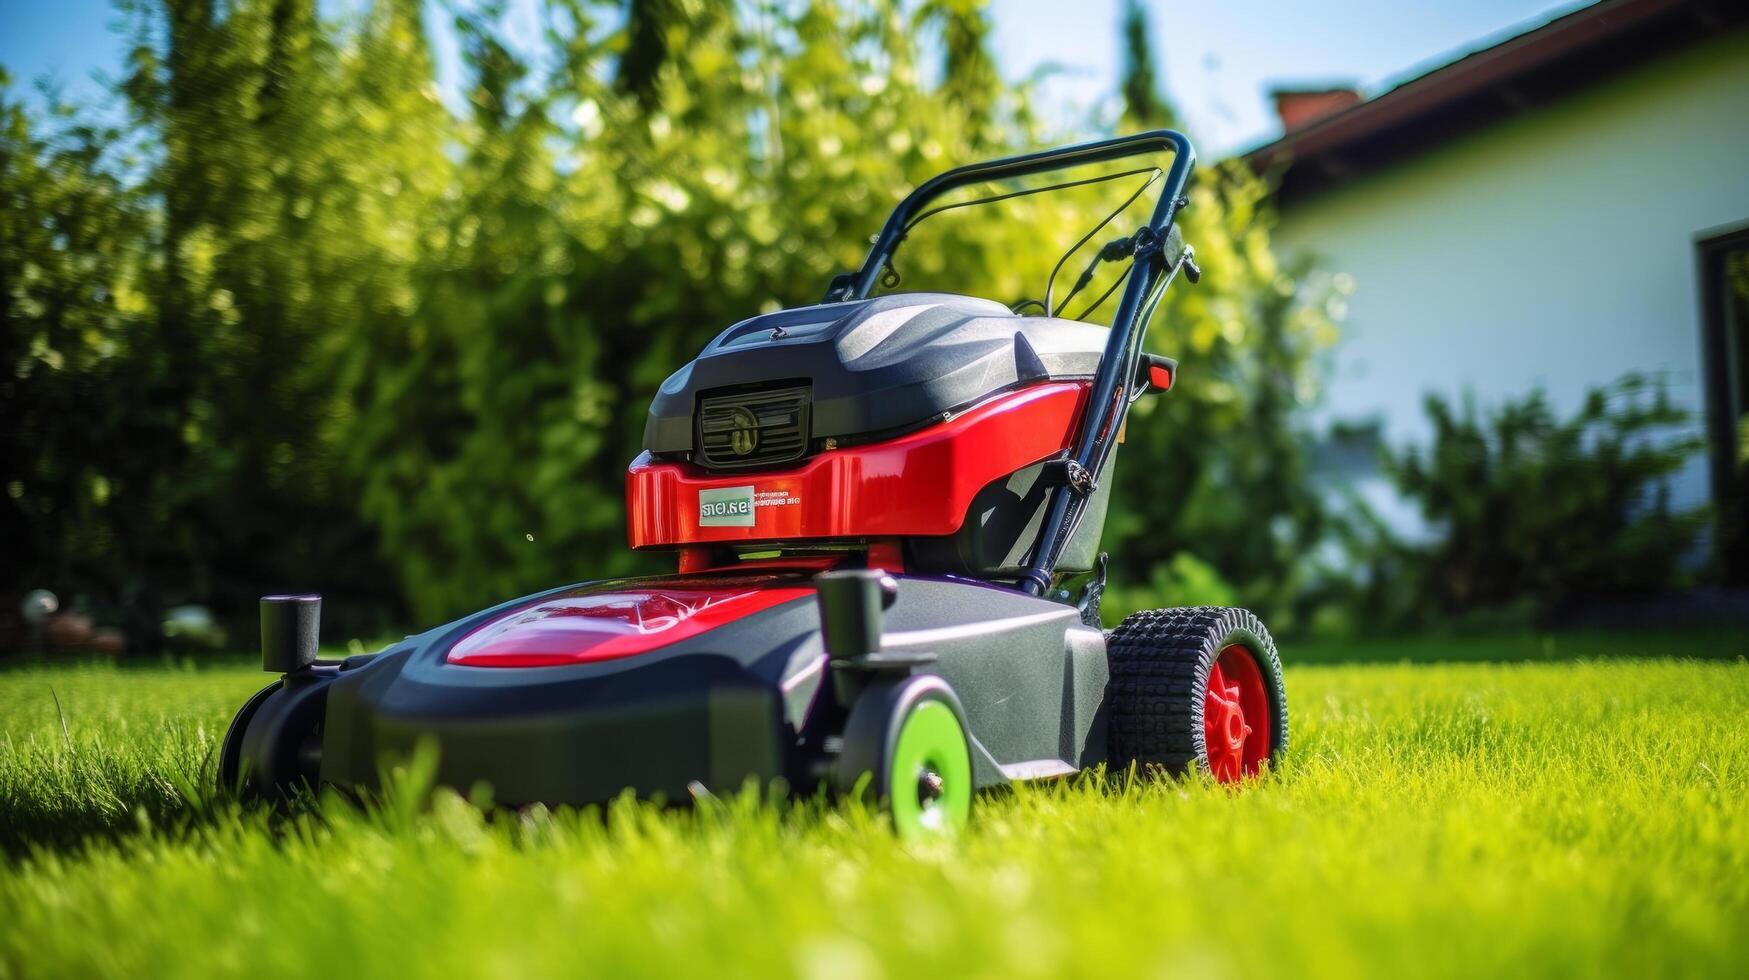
[1272,30,1749,526]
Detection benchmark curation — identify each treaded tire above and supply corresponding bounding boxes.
[1106,606,1287,779]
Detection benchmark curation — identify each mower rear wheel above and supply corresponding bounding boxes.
[834,674,973,840]
[1106,606,1287,782]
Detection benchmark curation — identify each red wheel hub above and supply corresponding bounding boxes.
[1202,644,1271,782]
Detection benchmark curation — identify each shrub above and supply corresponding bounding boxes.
[1100,552,1240,625]
[1335,374,1708,631]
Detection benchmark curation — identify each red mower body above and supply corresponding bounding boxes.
[445,583,818,668]
[625,381,1091,550]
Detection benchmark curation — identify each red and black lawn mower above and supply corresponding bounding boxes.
[220,130,1288,838]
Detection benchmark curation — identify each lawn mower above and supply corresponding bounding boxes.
[220,130,1288,838]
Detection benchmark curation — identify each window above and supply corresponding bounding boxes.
[1697,227,1749,583]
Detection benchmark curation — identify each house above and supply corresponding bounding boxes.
[1248,0,1749,571]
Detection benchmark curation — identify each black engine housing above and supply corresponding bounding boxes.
[643,292,1108,463]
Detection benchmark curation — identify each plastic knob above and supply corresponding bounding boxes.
[260,594,321,674]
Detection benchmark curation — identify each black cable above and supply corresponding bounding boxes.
[883,166,1162,300]
[899,165,1161,239]
[1049,172,1161,313]
[1044,170,1161,315]
[1054,233,1138,318]
[1073,264,1132,321]
[1121,255,1191,405]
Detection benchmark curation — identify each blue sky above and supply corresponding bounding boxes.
[3,0,1589,156]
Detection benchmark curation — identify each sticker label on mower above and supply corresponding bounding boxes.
[698,485,756,527]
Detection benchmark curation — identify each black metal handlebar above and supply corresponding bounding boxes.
[842,130,1196,303]
[1016,132,1196,595]
[835,130,1201,598]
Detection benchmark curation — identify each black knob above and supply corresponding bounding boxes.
[814,570,895,662]
[260,594,321,674]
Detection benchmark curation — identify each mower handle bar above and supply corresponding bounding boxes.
[848,129,1201,596]
[840,130,1201,597]
[841,129,1197,303]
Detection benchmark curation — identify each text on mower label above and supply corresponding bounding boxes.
[699,486,755,526]
[698,486,801,527]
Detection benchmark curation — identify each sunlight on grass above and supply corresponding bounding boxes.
[1,653,1745,977]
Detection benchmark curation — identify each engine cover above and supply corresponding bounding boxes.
[643,293,1108,465]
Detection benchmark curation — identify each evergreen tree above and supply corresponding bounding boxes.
[1118,0,1176,128]
[929,0,1001,145]
[106,0,443,640]
[0,81,152,616]
[616,0,677,111]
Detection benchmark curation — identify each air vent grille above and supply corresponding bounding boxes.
[696,384,811,470]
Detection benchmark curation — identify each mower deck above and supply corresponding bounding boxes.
[302,572,1104,807]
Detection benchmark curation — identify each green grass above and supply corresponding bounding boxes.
[1289,624,1749,665]
[2,644,1747,978]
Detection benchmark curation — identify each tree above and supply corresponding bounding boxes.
[1397,377,1704,618]
[0,78,153,621]
[2,0,450,645]
[928,0,1002,145]
[5,0,1339,641]
[1098,160,1337,631]
[1098,3,1333,629]
[615,0,677,110]
[1118,0,1175,128]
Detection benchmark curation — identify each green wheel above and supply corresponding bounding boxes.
[888,697,972,839]
[835,675,974,841]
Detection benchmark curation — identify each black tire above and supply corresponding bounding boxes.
[1106,606,1287,779]
[218,676,329,800]
[217,681,281,792]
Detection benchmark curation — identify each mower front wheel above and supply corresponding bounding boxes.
[217,680,281,792]
[834,674,973,841]
[217,675,329,801]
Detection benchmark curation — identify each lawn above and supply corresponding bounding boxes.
[1,636,1746,978]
